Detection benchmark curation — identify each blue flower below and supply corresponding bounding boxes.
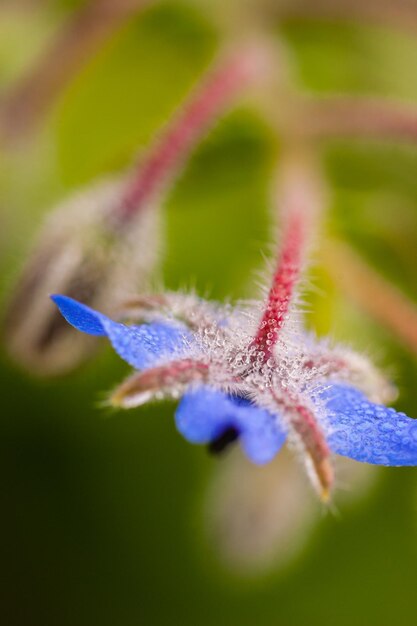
[52,294,417,499]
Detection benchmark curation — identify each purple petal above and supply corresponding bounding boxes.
[320,384,417,465]
[175,387,287,464]
[51,295,189,369]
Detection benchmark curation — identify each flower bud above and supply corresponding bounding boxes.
[204,448,378,573]
[4,177,160,375]
[205,448,317,573]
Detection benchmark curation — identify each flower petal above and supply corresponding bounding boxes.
[320,384,417,465]
[51,294,189,369]
[51,294,107,335]
[175,387,287,464]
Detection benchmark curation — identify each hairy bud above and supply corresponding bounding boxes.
[205,448,317,572]
[4,177,160,375]
[205,448,378,573]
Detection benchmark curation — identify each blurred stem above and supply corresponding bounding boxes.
[258,90,417,146]
[115,40,271,225]
[323,239,417,355]
[193,0,417,36]
[1,0,44,12]
[275,0,417,34]
[0,0,151,145]
[299,97,417,144]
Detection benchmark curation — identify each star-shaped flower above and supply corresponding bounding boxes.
[51,169,417,501]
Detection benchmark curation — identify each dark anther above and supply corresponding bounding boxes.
[208,427,239,455]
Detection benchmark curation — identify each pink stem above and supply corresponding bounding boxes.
[115,43,267,225]
[251,207,306,361]
[249,154,322,362]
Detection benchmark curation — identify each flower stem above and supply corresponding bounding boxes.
[252,210,305,358]
[115,41,270,225]
[300,97,417,143]
[323,239,417,356]
[250,152,322,361]
[276,0,417,34]
[0,0,149,144]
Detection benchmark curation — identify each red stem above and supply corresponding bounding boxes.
[249,153,321,362]
[251,209,306,361]
[115,43,267,224]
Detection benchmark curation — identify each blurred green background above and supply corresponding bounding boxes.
[2,2,417,624]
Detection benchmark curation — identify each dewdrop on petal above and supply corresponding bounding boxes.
[4,177,161,375]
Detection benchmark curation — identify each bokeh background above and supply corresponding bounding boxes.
[2,1,417,624]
